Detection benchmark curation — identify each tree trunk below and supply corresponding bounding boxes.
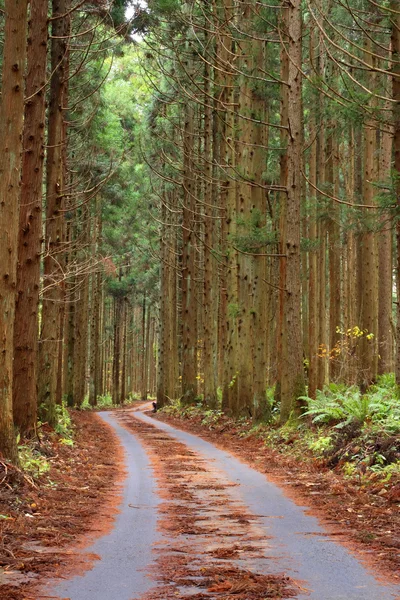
[360,40,378,389]
[73,208,90,407]
[214,1,228,397]
[316,37,328,391]
[157,180,170,407]
[120,299,127,404]
[276,0,290,408]
[202,36,218,409]
[143,303,151,402]
[308,26,319,399]
[38,0,69,425]
[236,1,256,418]
[140,294,147,401]
[378,102,394,374]
[89,204,101,407]
[13,0,48,437]
[0,0,29,462]
[65,275,76,407]
[391,3,400,385]
[343,126,359,384]
[181,99,198,404]
[112,296,122,405]
[220,0,239,414]
[279,0,305,421]
[326,126,341,380]
[252,112,269,421]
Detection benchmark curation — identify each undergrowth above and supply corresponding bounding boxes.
[81,393,114,410]
[81,393,142,410]
[300,375,400,434]
[160,375,400,485]
[18,402,75,478]
[18,443,51,477]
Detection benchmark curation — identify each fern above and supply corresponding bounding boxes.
[301,381,400,432]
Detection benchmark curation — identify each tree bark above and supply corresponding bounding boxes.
[13,0,48,437]
[181,98,198,404]
[276,0,290,408]
[202,32,218,409]
[0,0,29,462]
[120,299,127,404]
[378,101,394,374]
[38,0,69,425]
[112,295,122,405]
[360,39,378,389]
[140,294,147,401]
[307,26,319,399]
[279,0,305,421]
[326,125,341,380]
[391,3,400,385]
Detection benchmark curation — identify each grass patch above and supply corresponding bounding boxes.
[18,443,51,478]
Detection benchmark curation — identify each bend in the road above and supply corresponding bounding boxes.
[133,409,400,600]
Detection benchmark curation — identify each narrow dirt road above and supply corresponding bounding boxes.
[43,407,400,600]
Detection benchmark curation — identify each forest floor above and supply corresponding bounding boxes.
[0,403,399,599]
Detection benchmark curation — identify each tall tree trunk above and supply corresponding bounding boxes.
[316,37,328,391]
[112,296,122,405]
[149,316,156,396]
[143,303,151,402]
[92,269,103,405]
[235,0,256,417]
[392,3,400,385]
[89,204,101,407]
[326,126,341,380]
[344,126,358,384]
[168,191,179,399]
[141,294,147,401]
[0,0,29,462]
[251,62,269,421]
[202,37,218,408]
[308,26,319,398]
[181,99,198,404]
[73,209,90,407]
[13,0,48,437]
[73,273,90,407]
[65,276,76,407]
[276,0,290,408]
[157,181,171,407]
[97,277,105,398]
[378,102,394,374]
[38,0,69,425]
[360,41,378,389]
[120,299,127,404]
[220,0,239,414]
[279,0,305,421]
[214,0,228,395]
[89,271,97,406]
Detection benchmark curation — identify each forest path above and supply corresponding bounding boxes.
[47,406,400,600]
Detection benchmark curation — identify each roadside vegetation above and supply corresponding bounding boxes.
[162,375,400,489]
